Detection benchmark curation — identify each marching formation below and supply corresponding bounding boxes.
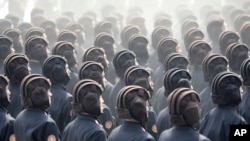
[1,0,250,141]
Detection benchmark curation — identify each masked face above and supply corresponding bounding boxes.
[8,58,30,83]
[231,47,249,70]
[29,81,51,109]
[128,93,148,123]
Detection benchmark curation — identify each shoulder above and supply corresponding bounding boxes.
[140,132,155,141]
[199,134,211,141]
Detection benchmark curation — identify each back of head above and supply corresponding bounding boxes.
[167,88,200,127]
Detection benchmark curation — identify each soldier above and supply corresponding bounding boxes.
[200,54,228,118]
[199,72,247,141]
[57,30,77,47]
[24,27,45,42]
[25,35,49,74]
[128,34,149,67]
[65,22,85,63]
[5,14,20,28]
[94,21,113,37]
[0,75,15,141]
[120,25,140,49]
[77,15,95,48]
[152,52,189,107]
[104,15,121,43]
[39,20,58,51]
[124,65,157,140]
[42,55,72,133]
[239,58,250,123]
[219,30,239,55]
[62,80,107,141]
[3,28,24,53]
[206,16,226,51]
[62,11,75,22]
[30,7,45,26]
[30,7,44,22]
[108,50,137,116]
[0,19,13,35]
[94,32,116,84]
[108,85,155,141]
[17,22,33,42]
[82,47,109,81]
[156,68,192,137]
[181,19,199,40]
[4,53,30,118]
[158,88,210,141]
[188,40,211,92]
[57,30,80,68]
[233,13,250,33]
[79,61,114,135]
[52,41,78,93]
[183,28,204,53]
[153,15,172,29]
[225,43,249,75]
[0,36,14,74]
[14,74,61,141]
[151,37,179,93]
[79,61,112,104]
[56,16,71,31]
[147,26,171,71]
[127,16,147,36]
[240,22,250,48]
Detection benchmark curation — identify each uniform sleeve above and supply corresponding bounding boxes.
[61,96,73,131]
[40,121,61,141]
[91,130,107,141]
[97,105,115,135]
[0,117,15,141]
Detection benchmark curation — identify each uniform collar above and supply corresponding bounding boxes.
[51,84,66,90]
[26,107,49,114]
[77,114,100,124]
[123,120,144,129]
[173,125,197,131]
[78,114,96,121]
